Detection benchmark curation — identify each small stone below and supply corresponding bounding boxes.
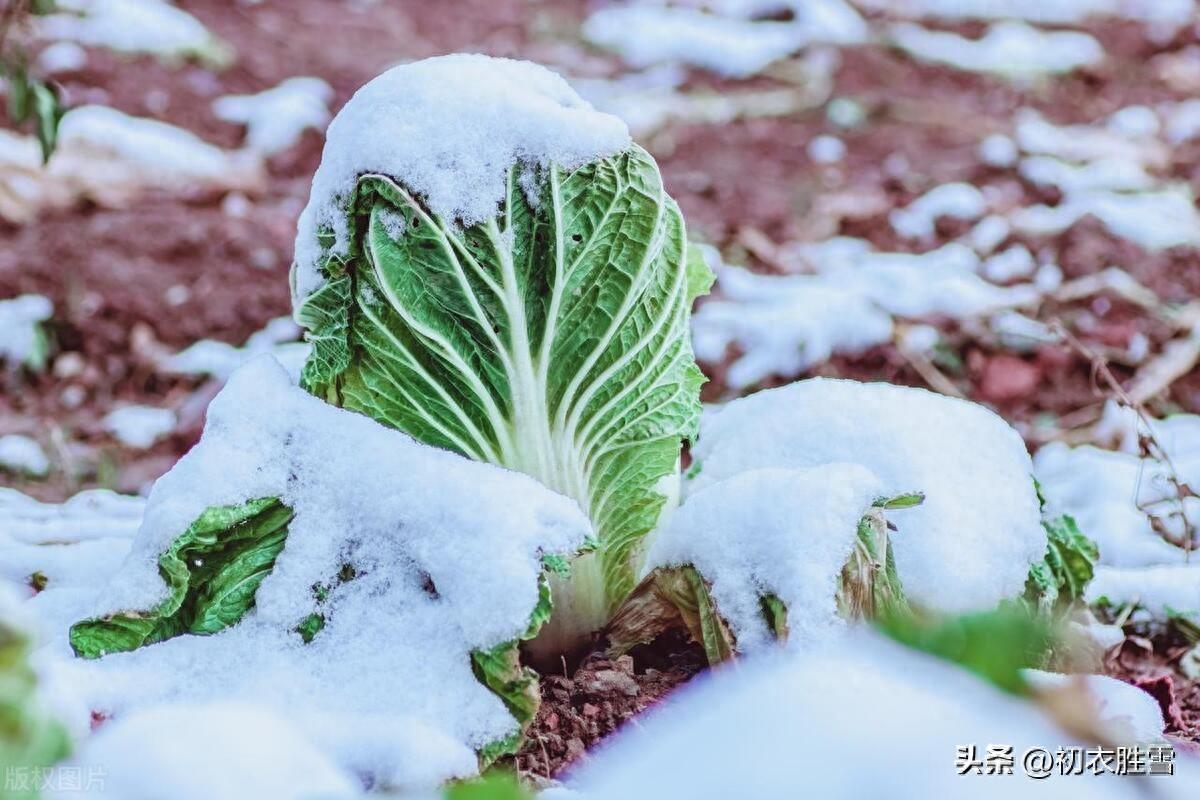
[581,702,600,718]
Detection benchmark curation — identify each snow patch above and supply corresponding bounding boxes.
[890,182,987,239]
[691,242,1038,387]
[582,1,867,78]
[39,0,227,63]
[890,21,1104,79]
[0,434,50,477]
[103,405,177,449]
[164,317,309,381]
[568,633,1137,799]
[689,379,1046,612]
[0,294,52,367]
[213,77,334,156]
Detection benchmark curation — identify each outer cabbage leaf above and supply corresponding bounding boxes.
[69,497,293,658]
[606,498,909,665]
[1023,514,1098,621]
[296,146,709,637]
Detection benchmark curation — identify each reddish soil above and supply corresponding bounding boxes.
[512,634,706,780]
[1105,634,1200,747]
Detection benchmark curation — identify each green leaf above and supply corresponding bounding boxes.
[1022,513,1098,621]
[69,497,293,658]
[296,147,706,632]
[3,65,65,164]
[444,771,532,800]
[470,572,557,764]
[877,606,1055,695]
[836,508,908,622]
[1,611,71,798]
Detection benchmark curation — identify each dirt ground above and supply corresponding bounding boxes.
[2,0,1199,779]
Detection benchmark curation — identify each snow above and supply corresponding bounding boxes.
[692,262,893,388]
[1107,105,1160,137]
[967,214,1012,254]
[691,242,1038,387]
[1013,187,1200,251]
[39,0,227,63]
[1015,109,1163,167]
[890,182,986,239]
[982,245,1036,282]
[58,105,245,182]
[1035,403,1200,577]
[1023,670,1166,744]
[1164,99,1200,144]
[0,107,263,223]
[0,488,145,545]
[0,489,142,641]
[807,134,846,163]
[890,21,1104,79]
[48,703,360,800]
[979,133,1019,167]
[164,316,310,381]
[103,405,177,449]
[1034,441,1196,568]
[37,41,88,73]
[213,77,334,156]
[567,633,1140,800]
[582,1,867,78]
[0,294,52,366]
[648,465,883,650]
[688,379,1046,612]
[292,55,631,300]
[1087,564,1200,618]
[856,0,1194,33]
[0,434,50,477]
[1018,155,1155,194]
[55,356,590,789]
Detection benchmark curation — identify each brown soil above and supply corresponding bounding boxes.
[511,633,706,780]
[1104,634,1200,749]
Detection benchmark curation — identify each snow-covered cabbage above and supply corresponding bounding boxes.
[291,55,710,651]
[63,358,591,786]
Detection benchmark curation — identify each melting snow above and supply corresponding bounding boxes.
[164,317,309,381]
[691,242,1038,387]
[0,294,52,366]
[0,434,50,477]
[582,0,867,78]
[103,405,178,449]
[213,77,334,156]
[890,21,1104,79]
[890,182,987,239]
[39,0,227,63]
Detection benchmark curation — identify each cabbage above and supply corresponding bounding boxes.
[296,148,711,652]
